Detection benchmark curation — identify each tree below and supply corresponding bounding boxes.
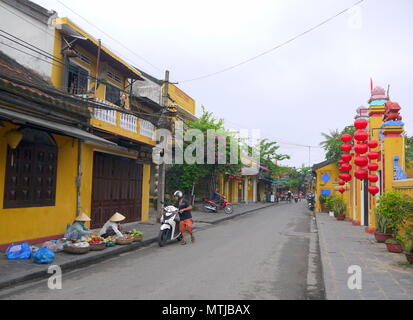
[165,107,242,196]
[320,126,356,165]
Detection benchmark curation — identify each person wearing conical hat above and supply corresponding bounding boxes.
[64,213,93,241]
[99,212,125,238]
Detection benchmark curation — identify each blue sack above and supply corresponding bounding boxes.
[33,247,55,264]
[5,242,31,260]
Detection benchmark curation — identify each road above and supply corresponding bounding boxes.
[1,202,324,300]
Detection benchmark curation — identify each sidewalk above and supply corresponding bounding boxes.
[316,213,413,300]
[0,202,276,291]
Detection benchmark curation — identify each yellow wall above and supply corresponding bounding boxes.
[167,84,196,115]
[0,126,152,246]
[315,163,342,212]
[0,122,78,245]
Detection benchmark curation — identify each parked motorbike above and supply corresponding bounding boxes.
[294,195,298,203]
[307,195,315,211]
[204,197,233,214]
[158,205,182,247]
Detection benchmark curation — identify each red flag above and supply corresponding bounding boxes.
[370,78,373,92]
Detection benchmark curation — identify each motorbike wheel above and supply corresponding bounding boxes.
[177,234,183,242]
[158,229,170,247]
[224,204,233,214]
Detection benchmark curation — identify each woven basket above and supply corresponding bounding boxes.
[63,244,90,254]
[116,238,133,245]
[133,236,143,242]
[89,242,106,251]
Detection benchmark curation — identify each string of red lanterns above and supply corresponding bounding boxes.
[353,118,379,195]
[338,133,353,193]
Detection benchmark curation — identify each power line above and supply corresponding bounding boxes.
[54,0,164,75]
[0,2,57,38]
[180,0,366,83]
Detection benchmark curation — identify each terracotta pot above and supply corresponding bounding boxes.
[335,215,346,221]
[404,252,413,264]
[385,242,403,253]
[374,232,393,243]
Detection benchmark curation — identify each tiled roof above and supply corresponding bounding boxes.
[0,50,91,120]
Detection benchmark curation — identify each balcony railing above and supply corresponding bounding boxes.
[92,98,155,141]
[120,113,137,132]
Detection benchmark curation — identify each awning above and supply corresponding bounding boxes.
[0,107,116,146]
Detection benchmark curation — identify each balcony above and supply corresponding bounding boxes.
[91,98,155,146]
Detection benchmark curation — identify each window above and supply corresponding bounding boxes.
[4,128,58,208]
[67,64,89,95]
[105,83,121,106]
[108,71,122,84]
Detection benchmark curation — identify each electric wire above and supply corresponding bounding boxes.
[179,0,366,83]
[54,0,164,76]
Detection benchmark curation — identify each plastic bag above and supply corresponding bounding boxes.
[5,242,31,260]
[33,247,55,264]
[42,241,58,252]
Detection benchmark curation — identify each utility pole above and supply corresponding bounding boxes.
[156,70,170,222]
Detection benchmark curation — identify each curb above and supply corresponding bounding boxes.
[313,212,335,300]
[193,202,283,224]
[0,203,278,292]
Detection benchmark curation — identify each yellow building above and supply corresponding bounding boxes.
[313,86,413,235]
[0,17,162,247]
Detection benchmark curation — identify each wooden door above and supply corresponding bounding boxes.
[91,152,143,229]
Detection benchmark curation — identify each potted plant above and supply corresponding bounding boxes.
[332,196,346,221]
[374,211,393,243]
[399,228,413,264]
[375,191,413,247]
[384,238,403,253]
[325,197,334,217]
[319,195,330,213]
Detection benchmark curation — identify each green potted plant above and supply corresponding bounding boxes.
[384,238,403,253]
[374,210,393,243]
[375,192,413,249]
[399,228,413,263]
[332,196,346,221]
[325,196,334,217]
[319,195,330,213]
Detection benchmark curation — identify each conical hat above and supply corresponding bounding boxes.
[75,213,91,222]
[110,212,126,222]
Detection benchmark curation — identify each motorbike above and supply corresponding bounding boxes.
[307,195,315,211]
[294,195,298,203]
[158,205,183,247]
[204,197,233,214]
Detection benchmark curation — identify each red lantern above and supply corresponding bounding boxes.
[368,140,378,149]
[341,134,352,143]
[355,169,368,180]
[354,144,368,155]
[341,144,352,152]
[368,174,379,183]
[338,160,345,165]
[341,153,352,162]
[339,173,352,182]
[354,130,369,142]
[339,180,345,186]
[354,118,368,130]
[339,188,345,194]
[367,152,379,160]
[368,163,379,171]
[339,163,352,172]
[354,156,368,167]
[368,185,379,195]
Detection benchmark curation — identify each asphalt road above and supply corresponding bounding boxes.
[1,202,324,300]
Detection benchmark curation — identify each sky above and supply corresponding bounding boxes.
[32,0,413,168]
